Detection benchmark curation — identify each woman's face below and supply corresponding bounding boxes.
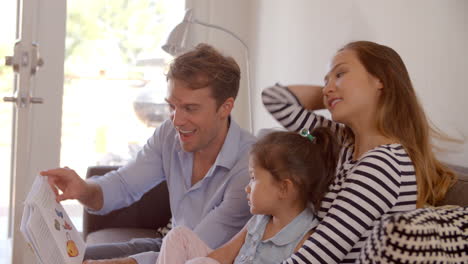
[322,49,383,128]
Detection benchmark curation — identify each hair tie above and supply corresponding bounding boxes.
[299,128,315,142]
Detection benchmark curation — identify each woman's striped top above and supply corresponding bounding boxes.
[262,84,418,264]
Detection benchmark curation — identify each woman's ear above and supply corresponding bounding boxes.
[369,74,383,91]
[375,77,384,90]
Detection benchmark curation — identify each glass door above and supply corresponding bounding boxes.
[3,0,66,263]
[1,1,184,263]
[0,1,16,263]
[61,0,184,230]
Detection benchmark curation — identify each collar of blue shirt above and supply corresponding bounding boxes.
[248,208,317,246]
[174,116,243,173]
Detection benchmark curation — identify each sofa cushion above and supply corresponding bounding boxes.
[439,165,468,206]
[86,228,162,245]
[357,206,468,263]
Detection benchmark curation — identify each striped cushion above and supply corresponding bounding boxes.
[357,206,468,263]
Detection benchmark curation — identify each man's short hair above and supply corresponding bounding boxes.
[167,43,241,107]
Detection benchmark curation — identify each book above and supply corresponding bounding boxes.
[20,175,86,264]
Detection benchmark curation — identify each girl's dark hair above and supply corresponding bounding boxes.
[250,127,340,211]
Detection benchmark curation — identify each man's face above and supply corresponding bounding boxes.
[165,79,233,153]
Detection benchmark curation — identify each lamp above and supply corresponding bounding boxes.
[162,9,253,133]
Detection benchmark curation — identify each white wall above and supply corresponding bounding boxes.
[193,0,468,166]
[186,0,253,131]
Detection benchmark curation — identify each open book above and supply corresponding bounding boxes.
[21,175,86,264]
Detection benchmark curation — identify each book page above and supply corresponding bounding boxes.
[20,205,45,263]
[21,176,86,264]
[28,206,64,264]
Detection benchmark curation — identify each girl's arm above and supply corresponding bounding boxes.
[207,225,248,264]
[262,84,349,144]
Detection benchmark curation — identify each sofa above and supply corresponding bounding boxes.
[83,165,171,245]
[83,164,468,245]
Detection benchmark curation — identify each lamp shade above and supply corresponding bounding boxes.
[161,9,194,56]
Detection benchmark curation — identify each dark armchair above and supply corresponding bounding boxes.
[83,166,171,245]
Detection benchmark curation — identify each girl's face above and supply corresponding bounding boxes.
[322,49,383,128]
[245,157,282,215]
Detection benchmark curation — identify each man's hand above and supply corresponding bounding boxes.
[83,258,137,264]
[40,167,103,210]
[40,167,87,202]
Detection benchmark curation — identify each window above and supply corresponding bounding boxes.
[61,0,184,230]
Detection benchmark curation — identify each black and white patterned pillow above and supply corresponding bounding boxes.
[357,206,468,264]
[156,217,173,237]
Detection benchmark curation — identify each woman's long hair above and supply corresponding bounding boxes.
[341,41,457,207]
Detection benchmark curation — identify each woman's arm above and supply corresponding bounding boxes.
[283,148,412,264]
[294,229,314,252]
[207,226,248,264]
[262,84,348,143]
[287,85,325,111]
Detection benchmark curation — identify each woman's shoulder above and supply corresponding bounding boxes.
[358,143,413,168]
[348,143,416,187]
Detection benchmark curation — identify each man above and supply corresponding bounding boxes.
[41,44,255,264]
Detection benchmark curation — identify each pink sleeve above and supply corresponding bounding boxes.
[186,257,221,264]
[157,226,213,264]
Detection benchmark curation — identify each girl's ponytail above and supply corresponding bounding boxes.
[307,127,340,209]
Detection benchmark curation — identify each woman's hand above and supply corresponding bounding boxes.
[83,258,137,264]
[207,225,248,264]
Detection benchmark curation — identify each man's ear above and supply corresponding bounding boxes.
[218,97,234,118]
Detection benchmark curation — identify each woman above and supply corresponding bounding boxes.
[262,41,456,263]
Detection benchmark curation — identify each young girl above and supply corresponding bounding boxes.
[262,41,457,264]
[155,128,340,264]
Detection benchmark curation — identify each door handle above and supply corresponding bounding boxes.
[3,41,45,107]
[3,96,44,106]
[30,97,44,104]
[3,96,16,103]
[4,42,44,75]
